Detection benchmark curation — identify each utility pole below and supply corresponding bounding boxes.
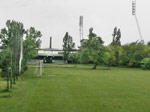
[49,37,52,49]
[132,0,144,42]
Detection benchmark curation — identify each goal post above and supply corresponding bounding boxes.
[28,59,44,77]
[34,60,44,77]
[40,60,44,76]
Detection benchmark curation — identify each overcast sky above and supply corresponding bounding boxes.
[0,0,149,48]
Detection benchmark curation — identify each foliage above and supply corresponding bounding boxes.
[22,27,42,71]
[119,41,149,67]
[109,27,121,66]
[79,48,90,64]
[148,41,150,46]
[0,20,25,79]
[0,20,42,79]
[141,58,150,70]
[0,48,11,75]
[62,32,75,62]
[108,45,121,66]
[102,46,112,66]
[80,28,107,69]
[111,27,121,46]
[68,52,79,63]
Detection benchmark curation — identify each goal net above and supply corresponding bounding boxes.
[28,59,44,77]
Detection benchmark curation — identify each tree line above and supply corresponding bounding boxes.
[63,27,150,70]
[0,20,41,90]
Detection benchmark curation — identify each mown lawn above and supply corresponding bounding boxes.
[0,64,150,112]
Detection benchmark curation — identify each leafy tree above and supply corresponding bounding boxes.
[0,48,11,77]
[110,27,121,66]
[112,27,121,45]
[141,58,150,70]
[148,41,150,46]
[62,32,75,62]
[68,52,79,63]
[0,20,25,83]
[0,20,42,86]
[80,28,107,69]
[22,27,42,71]
[119,41,149,67]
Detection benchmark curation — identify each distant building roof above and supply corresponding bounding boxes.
[39,48,62,51]
[39,48,78,51]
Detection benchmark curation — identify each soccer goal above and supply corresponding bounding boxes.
[28,59,44,77]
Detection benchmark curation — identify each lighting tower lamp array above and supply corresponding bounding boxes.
[132,0,144,42]
[79,16,83,44]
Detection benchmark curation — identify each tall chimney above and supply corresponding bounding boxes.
[49,37,52,49]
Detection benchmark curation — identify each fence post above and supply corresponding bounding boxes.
[7,69,10,91]
[10,68,12,88]
[40,60,43,76]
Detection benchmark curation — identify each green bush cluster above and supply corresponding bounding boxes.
[119,42,150,67]
[141,58,150,70]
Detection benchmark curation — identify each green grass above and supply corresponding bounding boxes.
[0,68,7,94]
[0,64,150,112]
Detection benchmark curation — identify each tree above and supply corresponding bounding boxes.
[0,20,42,88]
[68,52,79,63]
[148,41,150,46]
[62,32,75,62]
[80,28,107,69]
[112,27,121,45]
[110,27,121,66]
[0,20,25,83]
[141,58,150,70]
[22,27,42,71]
[0,48,11,77]
[119,41,149,67]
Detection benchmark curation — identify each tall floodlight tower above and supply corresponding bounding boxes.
[79,16,83,43]
[132,0,144,42]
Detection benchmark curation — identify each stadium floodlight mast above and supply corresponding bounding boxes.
[132,0,144,42]
[79,16,83,44]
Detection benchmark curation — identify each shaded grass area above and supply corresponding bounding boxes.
[0,72,10,98]
[0,64,150,112]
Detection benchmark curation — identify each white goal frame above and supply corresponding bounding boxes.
[28,59,44,77]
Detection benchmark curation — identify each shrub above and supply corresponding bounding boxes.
[141,58,150,70]
[68,53,79,63]
[120,42,146,67]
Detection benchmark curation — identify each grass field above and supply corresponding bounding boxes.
[0,64,150,112]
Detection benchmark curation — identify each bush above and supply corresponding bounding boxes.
[120,42,146,67]
[68,53,79,63]
[141,58,150,70]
